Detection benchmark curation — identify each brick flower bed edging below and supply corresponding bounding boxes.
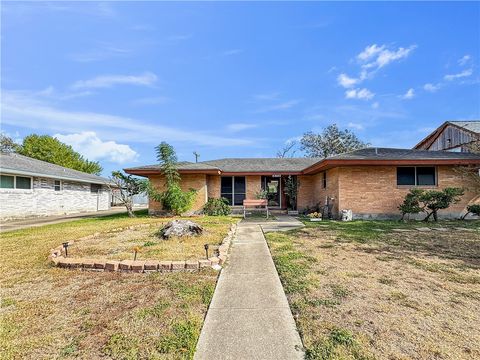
[49,222,237,273]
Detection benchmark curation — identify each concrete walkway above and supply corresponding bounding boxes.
[0,206,146,233]
[194,220,304,360]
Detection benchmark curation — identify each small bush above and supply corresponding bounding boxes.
[203,197,231,216]
[462,204,480,219]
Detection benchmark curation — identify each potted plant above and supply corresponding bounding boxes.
[307,212,322,222]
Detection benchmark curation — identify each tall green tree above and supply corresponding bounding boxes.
[17,134,103,175]
[0,134,20,153]
[300,124,369,158]
[147,142,196,215]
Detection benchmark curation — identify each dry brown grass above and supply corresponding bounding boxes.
[70,217,235,261]
[267,220,480,360]
[0,211,235,360]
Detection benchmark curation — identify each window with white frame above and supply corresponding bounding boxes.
[220,176,246,205]
[0,175,32,189]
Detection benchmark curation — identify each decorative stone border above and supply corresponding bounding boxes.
[49,222,237,273]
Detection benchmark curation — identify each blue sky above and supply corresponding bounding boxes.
[2,1,479,176]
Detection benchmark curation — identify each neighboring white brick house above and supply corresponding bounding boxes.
[0,153,111,220]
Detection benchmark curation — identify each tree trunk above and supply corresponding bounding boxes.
[433,211,438,222]
[424,211,433,222]
[126,203,135,218]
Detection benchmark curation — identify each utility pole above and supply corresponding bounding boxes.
[193,151,200,163]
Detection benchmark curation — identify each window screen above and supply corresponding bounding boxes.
[416,167,436,186]
[322,172,327,189]
[91,183,102,193]
[221,177,233,205]
[16,176,31,189]
[397,167,415,185]
[233,177,246,206]
[1,175,14,188]
[54,180,62,191]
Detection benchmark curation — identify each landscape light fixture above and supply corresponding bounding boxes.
[62,242,69,257]
[204,243,209,259]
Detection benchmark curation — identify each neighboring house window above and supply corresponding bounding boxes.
[54,180,62,191]
[397,167,436,186]
[322,172,327,189]
[1,175,14,189]
[91,183,102,193]
[220,176,246,206]
[16,176,32,189]
[0,175,32,189]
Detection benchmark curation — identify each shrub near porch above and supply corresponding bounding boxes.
[0,211,233,360]
[266,220,480,360]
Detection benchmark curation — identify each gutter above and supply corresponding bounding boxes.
[0,168,111,185]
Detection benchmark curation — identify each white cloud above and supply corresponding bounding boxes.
[222,49,244,56]
[69,46,131,62]
[337,73,359,88]
[71,72,157,89]
[131,96,170,105]
[345,88,375,100]
[371,102,380,109]
[253,92,280,101]
[401,88,415,100]
[458,55,471,66]
[444,68,473,81]
[347,122,364,130]
[54,132,138,164]
[357,44,416,70]
[1,90,253,147]
[423,83,440,92]
[255,99,302,113]
[357,44,385,61]
[226,123,258,132]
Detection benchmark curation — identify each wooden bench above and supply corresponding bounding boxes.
[243,199,269,219]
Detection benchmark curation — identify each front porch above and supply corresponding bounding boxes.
[217,174,298,210]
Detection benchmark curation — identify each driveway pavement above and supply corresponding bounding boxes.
[194,219,304,360]
[0,206,146,233]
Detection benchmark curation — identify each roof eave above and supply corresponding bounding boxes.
[0,168,110,185]
[302,158,480,174]
[124,168,221,176]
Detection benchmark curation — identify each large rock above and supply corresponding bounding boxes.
[159,220,203,239]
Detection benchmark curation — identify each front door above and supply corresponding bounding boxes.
[261,176,281,207]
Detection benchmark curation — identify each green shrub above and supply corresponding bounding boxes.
[203,197,231,216]
[462,204,480,219]
[398,188,424,220]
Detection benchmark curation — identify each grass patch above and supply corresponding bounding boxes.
[0,212,227,359]
[268,219,480,359]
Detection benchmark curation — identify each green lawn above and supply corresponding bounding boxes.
[0,211,231,360]
[267,219,480,360]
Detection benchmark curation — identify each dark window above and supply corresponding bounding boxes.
[91,183,102,193]
[397,167,436,186]
[233,177,246,206]
[16,176,31,189]
[397,167,416,185]
[221,177,233,205]
[54,180,62,191]
[416,167,436,186]
[322,172,327,189]
[1,175,14,189]
[220,176,246,205]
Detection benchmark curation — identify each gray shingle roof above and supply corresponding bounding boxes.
[126,148,480,176]
[449,120,480,134]
[126,157,321,173]
[327,147,480,160]
[0,153,109,184]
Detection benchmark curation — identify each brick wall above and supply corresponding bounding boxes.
[337,165,479,219]
[0,176,110,220]
[246,175,262,199]
[207,175,221,198]
[148,173,208,214]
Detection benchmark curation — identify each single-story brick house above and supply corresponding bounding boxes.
[0,153,111,220]
[125,148,480,219]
